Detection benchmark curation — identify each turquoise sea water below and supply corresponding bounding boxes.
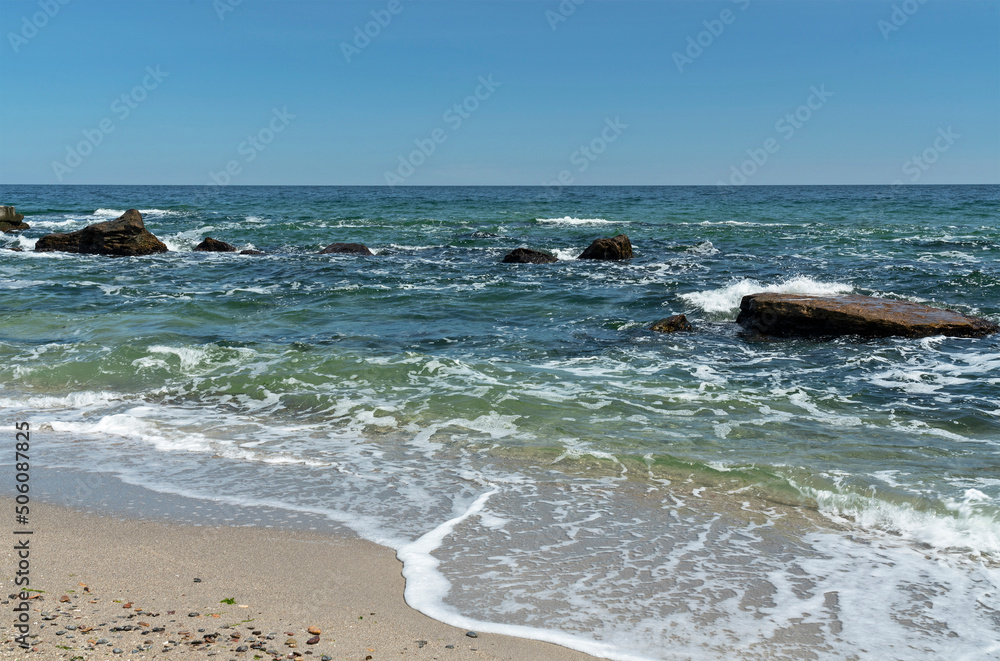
[2,185,999,660]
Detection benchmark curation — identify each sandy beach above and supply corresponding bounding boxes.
[0,498,601,661]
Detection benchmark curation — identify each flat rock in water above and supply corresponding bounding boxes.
[502,248,557,264]
[240,249,265,255]
[318,242,373,256]
[194,237,237,252]
[35,209,167,256]
[578,234,632,261]
[737,293,999,338]
[650,314,693,333]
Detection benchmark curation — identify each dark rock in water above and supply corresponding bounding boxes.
[502,248,557,264]
[650,314,693,333]
[0,206,29,232]
[194,237,236,252]
[578,234,632,261]
[35,209,168,256]
[319,242,373,256]
[6,245,24,252]
[240,249,265,255]
[737,293,999,339]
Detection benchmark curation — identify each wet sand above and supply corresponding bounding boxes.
[0,498,601,661]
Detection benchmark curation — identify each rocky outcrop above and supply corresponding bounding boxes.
[0,206,29,232]
[578,235,632,261]
[650,314,693,333]
[318,242,373,256]
[195,237,237,252]
[737,293,998,339]
[240,249,265,255]
[502,248,558,264]
[35,209,167,256]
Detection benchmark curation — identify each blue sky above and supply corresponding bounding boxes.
[1,0,997,185]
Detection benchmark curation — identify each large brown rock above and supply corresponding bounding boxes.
[737,293,998,339]
[318,242,373,256]
[194,237,237,252]
[35,209,167,256]
[0,206,29,232]
[502,248,557,264]
[578,235,632,261]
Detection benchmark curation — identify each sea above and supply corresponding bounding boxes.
[1,185,998,660]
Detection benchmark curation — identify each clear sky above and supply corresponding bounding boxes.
[1,0,997,185]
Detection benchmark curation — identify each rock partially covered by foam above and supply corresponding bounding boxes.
[35,209,168,256]
[578,235,632,261]
[737,293,998,338]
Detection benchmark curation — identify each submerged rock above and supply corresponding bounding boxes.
[502,248,557,264]
[650,314,693,333]
[737,293,998,339]
[194,237,237,252]
[578,234,632,261]
[318,242,373,256]
[0,206,29,232]
[35,209,167,256]
[240,249,265,255]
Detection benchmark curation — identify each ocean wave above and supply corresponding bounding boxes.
[679,276,854,315]
[797,481,1000,557]
[21,218,88,230]
[685,240,719,256]
[159,226,219,251]
[93,208,182,218]
[536,216,618,226]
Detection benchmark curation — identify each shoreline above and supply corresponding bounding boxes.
[0,497,602,661]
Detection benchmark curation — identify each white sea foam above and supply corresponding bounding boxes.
[0,390,123,410]
[24,218,87,230]
[0,279,48,290]
[550,247,580,260]
[536,216,618,226]
[685,240,719,255]
[397,488,652,661]
[795,481,1000,556]
[160,226,218,252]
[679,276,854,315]
[93,208,181,218]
